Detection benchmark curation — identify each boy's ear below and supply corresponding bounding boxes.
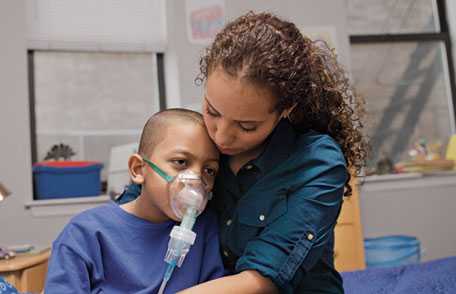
[128,154,145,184]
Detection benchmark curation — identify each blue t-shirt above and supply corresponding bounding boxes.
[45,202,224,294]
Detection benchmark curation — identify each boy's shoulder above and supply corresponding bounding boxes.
[55,202,117,244]
[70,202,116,226]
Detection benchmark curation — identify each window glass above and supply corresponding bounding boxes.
[350,42,454,165]
[34,51,159,183]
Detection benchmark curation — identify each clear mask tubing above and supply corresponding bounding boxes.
[142,157,210,294]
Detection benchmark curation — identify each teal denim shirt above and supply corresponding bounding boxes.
[210,120,347,293]
[116,120,347,293]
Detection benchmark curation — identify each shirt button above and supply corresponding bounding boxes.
[307,233,314,241]
[223,250,229,257]
[226,219,232,226]
[259,214,265,221]
[244,164,253,170]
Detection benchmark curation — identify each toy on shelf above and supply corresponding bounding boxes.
[396,138,455,173]
[446,135,456,167]
[44,143,76,161]
[0,246,15,260]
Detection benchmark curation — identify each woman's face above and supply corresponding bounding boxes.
[203,67,282,156]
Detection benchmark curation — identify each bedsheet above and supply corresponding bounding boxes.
[341,256,456,294]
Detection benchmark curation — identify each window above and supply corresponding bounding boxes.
[348,0,456,167]
[29,51,166,198]
[348,0,440,34]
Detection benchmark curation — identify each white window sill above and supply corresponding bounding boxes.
[25,195,111,217]
[362,171,456,193]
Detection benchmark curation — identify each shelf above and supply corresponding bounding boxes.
[363,172,423,183]
[361,171,456,193]
[25,195,110,217]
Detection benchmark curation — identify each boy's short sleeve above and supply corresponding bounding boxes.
[198,210,225,282]
[45,242,91,293]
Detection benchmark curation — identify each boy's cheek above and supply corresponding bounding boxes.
[158,188,179,221]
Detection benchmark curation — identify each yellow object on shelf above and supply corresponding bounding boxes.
[396,159,455,173]
[446,135,456,167]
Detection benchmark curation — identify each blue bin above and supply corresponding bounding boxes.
[364,235,420,268]
[33,161,103,200]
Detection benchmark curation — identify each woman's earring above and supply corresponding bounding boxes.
[282,103,298,121]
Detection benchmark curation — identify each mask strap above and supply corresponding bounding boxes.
[142,157,174,182]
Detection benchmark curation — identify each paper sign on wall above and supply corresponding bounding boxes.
[186,0,225,45]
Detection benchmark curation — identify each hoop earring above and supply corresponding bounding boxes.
[282,103,298,122]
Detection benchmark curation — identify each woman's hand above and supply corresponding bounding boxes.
[177,270,278,294]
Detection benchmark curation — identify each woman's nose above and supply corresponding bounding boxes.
[214,119,235,147]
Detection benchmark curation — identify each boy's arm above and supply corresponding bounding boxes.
[179,270,278,294]
[45,243,91,293]
[198,215,225,282]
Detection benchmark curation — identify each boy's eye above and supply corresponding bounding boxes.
[239,122,258,132]
[171,159,187,168]
[204,167,218,177]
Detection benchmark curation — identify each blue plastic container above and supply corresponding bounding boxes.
[364,235,421,268]
[33,161,103,200]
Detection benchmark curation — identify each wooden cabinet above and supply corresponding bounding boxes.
[334,180,366,272]
[0,248,50,293]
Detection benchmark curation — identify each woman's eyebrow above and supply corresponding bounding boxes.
[204,97,264,124]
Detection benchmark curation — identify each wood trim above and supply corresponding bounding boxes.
[0,248,50,272]
[334,178,366,272]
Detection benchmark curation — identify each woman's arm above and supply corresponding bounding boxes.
[178,270,278,294]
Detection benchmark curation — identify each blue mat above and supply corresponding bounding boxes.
[342,257,456,294]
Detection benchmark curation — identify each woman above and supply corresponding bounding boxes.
[119,11,367,293]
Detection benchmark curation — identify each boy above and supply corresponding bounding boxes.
[45,109,224,293]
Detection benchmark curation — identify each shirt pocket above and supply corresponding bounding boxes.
[237,191,288,227]
[229,192,288,258]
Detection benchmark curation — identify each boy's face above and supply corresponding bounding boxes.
[139,123,219,222]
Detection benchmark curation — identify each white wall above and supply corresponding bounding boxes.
[360,174,456,262]
[165,0,351,110]
[0,0,351,247]
[0,0,71,246]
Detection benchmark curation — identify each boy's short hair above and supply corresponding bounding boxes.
[138,108,205,157]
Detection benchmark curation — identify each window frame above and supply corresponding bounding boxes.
[26,50,167,213]
[349,0,456,128]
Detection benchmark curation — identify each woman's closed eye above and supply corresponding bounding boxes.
[205,106,219,117]
[239,122,258,132]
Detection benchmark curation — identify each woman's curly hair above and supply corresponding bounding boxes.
[197,12,368,195]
